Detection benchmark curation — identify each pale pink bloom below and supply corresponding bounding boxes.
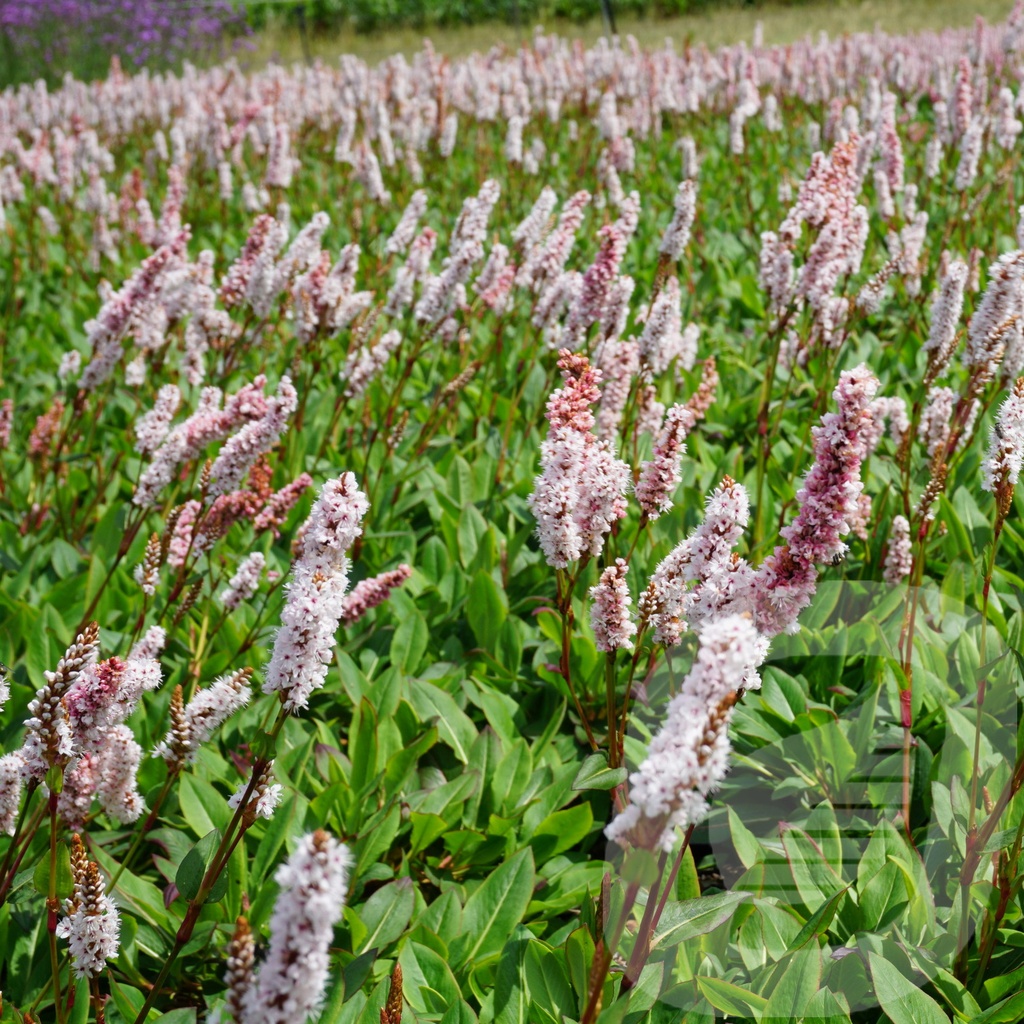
[480,265,517,313]
[155,669,251,764]
[80,233,188,390]
[221,215,286,309]
[439,114,458,158]
[635,404,694,519]
[135,384,181,455]
[996,88,1022,149]
[340,565,413,625]
[0,399,12,449]
[88,724,145,824]
[564,224,627,347]
[528,352,629,567]
[341,330,402,400]
[156,164,185,245]
[130,627,166,662]
[473,244,510,297]
[134,377,271,508]
[386,190,427,255]
[982,378,1024,494]
[504,115,524,164]
[264,123,294,189]
[639,276,683,375]
[856,260,897,314]
[590,559,635,652]
[167,500,202,569]
[753,365,879,636]
[415,242,481,326]
[575,442,631,558]
[925,258,968,376]
[597,275,634,349]
[385,228,437,315]
[595,340,639,442]
[955,118,983,191]
[262,474,369,711]
[275,213,330,287]
[878,92,904,195]
[228,761,282,820]
[528,190,591,292]
[533,271,581,345]
[513,186,557,255]
[0,752,24,835]
[953,55,974,138]
[919,386,956,458]
[254,475,313,535]
[606,615,761,852]
[209,377,297,498]
[639,476,752,648]
[883,515,913,584]
[241,831,351,1024]
[64,653,160,751]
[222,552,267,610]
[450,180,500,256]
[965,251,1024,377]
[634,384,665,438]
[56,858,120,979]
[659,180,696,260]
[866,395,910,451]
[20,626,101,783]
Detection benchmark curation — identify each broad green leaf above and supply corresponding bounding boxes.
[357,878,415,952]
[572,752,627,792]
[466,569,507,652]
[651,889,752,948]
[868,952,949,1024]
[452,848,535,969]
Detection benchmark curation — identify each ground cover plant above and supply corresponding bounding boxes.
[3,5,1024,1023]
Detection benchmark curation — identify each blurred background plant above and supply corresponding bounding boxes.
[1,0,1009,89]
[0,0,249,86]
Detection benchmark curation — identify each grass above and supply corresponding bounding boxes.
[240,0,1014,67]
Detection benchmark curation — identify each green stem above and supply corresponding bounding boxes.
[130,710,286,1024]
[48,789,65,1024]
[605,653,619,769]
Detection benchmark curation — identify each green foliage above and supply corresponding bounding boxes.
[2,11,1024,1024]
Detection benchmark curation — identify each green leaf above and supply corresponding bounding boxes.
[651,890,752,948]
[528,803,593,861]
[493,934,530,1024]
[357,878,415,953]
[788,886,849,951]
[108,979,146,1024]
[399,939,462,1012]
[151,1011,197,1024]
[727,805,762,870]
[696,977,768,1017]
[391,605,428,673]
[33,840,73,899]
[466,570,508,652]
[175,829,228,904]
[572,752,627,792]
[523,940,575,1020]
[178,774,230,835]
[868,952,949,1024]
[971,991,1024,1023]
[349,697,380,795]
[762,946,823,1020]
[452,848,535,969]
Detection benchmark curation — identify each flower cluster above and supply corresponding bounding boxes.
[528,351,630,568]
[262,474,369,711]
